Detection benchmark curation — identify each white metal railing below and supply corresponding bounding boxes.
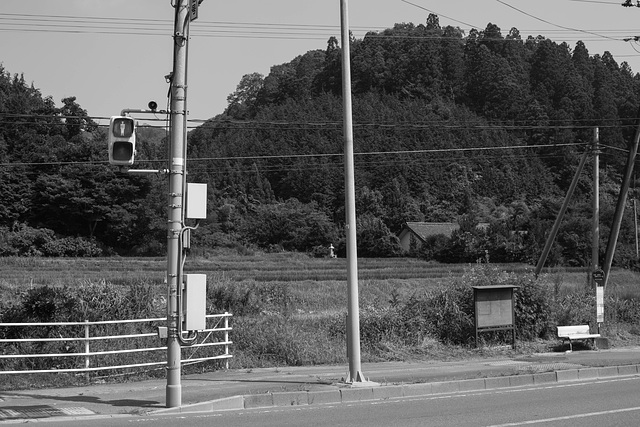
[0,313,232,375]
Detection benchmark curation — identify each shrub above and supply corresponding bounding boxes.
[240,199,338,252]
[0,224,55,256]
[1,286,81,324]
[0,281,165,373]
[356,214,403,257]
[42,237,103,257]
[76,280,162,320]
[310,244,332,258]
[207,276,292,317]
[0,225,103,257]
[231,316,344,367]
[417,234,449,261]
[424,283,475,344]
[359,305,405,344]
[610,297,640,325]
[207,279,263,317]
[355,264,555,347]
[553,289,594,327]
[0,286,83,370]
[514,275,553,340]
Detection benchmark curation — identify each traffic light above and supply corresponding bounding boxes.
[108,116,136,165]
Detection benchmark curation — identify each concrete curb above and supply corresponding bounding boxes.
[152,364,640,415]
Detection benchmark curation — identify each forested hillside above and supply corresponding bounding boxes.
[1,15,639,268]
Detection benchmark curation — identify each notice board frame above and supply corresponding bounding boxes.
[472,285,519,349]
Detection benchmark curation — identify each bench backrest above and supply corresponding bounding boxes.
[557,325,590,335]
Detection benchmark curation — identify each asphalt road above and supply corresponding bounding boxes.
[38,376,640,427]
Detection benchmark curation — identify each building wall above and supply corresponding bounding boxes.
[399,231,421,252]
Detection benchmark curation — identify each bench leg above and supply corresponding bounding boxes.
[561,338,573,352]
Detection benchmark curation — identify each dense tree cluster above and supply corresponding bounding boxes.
[1,15,640,267]
[0,67,162,255]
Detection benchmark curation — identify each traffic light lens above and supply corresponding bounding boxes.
[112,141,133,161]
[112,118,134,138]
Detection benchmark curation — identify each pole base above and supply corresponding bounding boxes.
[344,371,379,387]
[166,384,182,408]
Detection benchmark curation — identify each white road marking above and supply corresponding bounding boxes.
[486,406,640,426]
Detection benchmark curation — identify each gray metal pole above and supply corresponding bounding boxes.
[603,107,640,287]
[166,0,189,408]
[635,199,639,259]
[592,128,600,272]
[340,0,364,384]
[535,150,589,276]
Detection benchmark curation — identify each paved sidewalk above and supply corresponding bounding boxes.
[2,346,640,422]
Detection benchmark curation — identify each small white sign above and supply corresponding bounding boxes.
[596,286,604,323]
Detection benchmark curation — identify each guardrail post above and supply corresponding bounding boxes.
[224,313,230,370]
[84,320,90,381]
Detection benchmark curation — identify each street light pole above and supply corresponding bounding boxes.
[340,0,365,384]
[166,0,190,408]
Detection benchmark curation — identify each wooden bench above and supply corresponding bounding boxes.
[557,325,600,352]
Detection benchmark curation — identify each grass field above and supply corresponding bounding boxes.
[2,253,640,390]
[0,254,572,312]
[0,252,593,284]
[1,252,637,317]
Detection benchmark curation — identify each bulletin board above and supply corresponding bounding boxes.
[473,285,519,349]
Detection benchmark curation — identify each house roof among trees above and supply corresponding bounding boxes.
[400,222,459,242]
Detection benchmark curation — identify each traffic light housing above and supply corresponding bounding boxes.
[108,116,136,165]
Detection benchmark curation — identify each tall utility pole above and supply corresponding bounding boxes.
[602,106,640,287]
[635,198,639,259]
[166,0,190,408]
[592,128,600,273]
[535,150,589,276]
[340,0,365,384]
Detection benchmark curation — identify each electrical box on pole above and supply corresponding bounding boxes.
[108,116,136,165]
[186,183,207,219]
[183,274,206,331]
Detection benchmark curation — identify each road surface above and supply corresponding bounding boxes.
[27,376,640,426]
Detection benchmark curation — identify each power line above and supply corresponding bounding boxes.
[0,141,589,168]
[0,11,636,45]
[399,0,481,29]
[570,0,629,5]
[1,112,638,133]
[0,12,376,39]
[495,0,624,42]
[7,141,636,179]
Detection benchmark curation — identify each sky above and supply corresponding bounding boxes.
[1,0,640,126]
